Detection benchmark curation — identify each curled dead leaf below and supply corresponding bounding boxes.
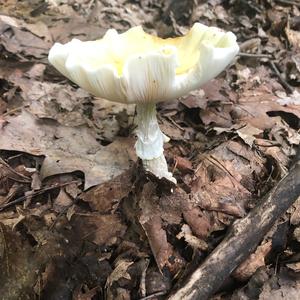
[233,241,272,281]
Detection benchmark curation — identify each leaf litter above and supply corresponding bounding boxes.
[0,0,300,299]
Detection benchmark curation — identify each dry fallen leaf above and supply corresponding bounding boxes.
[81,169,133,213]
[259,270,300,300]
[182,205,213,239]
[53,188,73,213]
[286,27,300,51]
[0,223,38,299]
[236,124,263,147]
[233,241,272,281]
[176,224,208,250]
[0,110,136,189]
[0,15,51,59]
[290,196,300,226]
[191,154,252,217]
[105,259,134,300]
[138,183,185,274]
[18,79,91,127]
[286,262,300,273]
[71,213,127,246]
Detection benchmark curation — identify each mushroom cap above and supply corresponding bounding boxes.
[48,23,239,104]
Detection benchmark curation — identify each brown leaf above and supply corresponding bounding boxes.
[256,139,290,177]
[105,259,133,300]
[293,226,300,243]
[234,88,300,129]
[7,74,91,127]
[236,124,263,147]
[49,18,107,44]
[191,140,266,219]
[0,15,51,58]
[139,183,185,274]
[141,214,180,273]
[200,102,233,128]
[138,185,170,250]
[201,66,300,134]
[159,118,186,141]
[182,206,212,239]
[286,27,300,51]
[146,267,172,295]
[192,172,248,217]
[81,169,133,213]
[233,241,272,281]
[290,196,300,225]
[71,213,127,246]
[286,262,300,273]
[0,110,136,189]
[0,98,7,114]
[213,123,263,147]
[174,156,193,174]
[53,188,73,213]
[259,270,300,300]
[0,223,38,299]
[159,187,187,225]
[92,98,135,143]
[73,286,98,300]
[180,89,207,109]
[191,143,256,217]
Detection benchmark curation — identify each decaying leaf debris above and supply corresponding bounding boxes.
[0,1,299,300]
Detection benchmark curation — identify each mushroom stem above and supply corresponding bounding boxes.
[135,102,176,183]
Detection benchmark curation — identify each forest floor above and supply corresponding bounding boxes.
[0,0,300,299]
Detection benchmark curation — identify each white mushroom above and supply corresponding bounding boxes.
[48,23,239,183]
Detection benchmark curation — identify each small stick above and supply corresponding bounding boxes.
[1,107,23,117]
[238,52,273,59]
[0,157,31,182]
[139,291,167,300]
[0,180,81,212]
[168,151,300,300]
[268,61,294,94]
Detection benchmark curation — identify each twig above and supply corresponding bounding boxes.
[268,61,294,94]
[0,157,31,182]
[139,259,150,298]
[166,116,185,131]
[1,107,23,117]
[49,202,74,231]
[139,291,167,300]
[238,52,273,59]
[168,150,300,300]
[0,180,81,212]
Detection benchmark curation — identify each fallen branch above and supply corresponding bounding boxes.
[168,151,300,300]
